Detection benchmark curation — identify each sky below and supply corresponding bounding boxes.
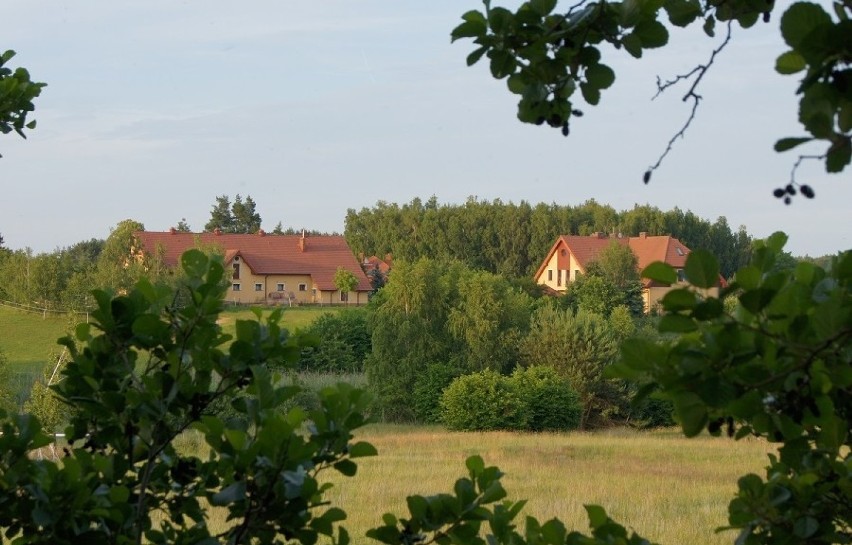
[2,1,850,257]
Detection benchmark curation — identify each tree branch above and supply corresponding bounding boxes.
[644,21,733,182]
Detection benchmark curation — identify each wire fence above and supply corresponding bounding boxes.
[0,299,90,321]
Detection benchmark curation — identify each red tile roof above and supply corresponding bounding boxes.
[135,231,371,292]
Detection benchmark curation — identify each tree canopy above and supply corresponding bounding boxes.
[451,0,851,195]
[203,194,262,234]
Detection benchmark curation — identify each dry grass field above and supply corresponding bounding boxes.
[317,425,774,545]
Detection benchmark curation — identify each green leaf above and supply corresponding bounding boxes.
[466,46,488,67]
[684,249,720,289]
[466,455,485,476]
[211,481,246,506]
[793,516,819,538]
[452,20,487,42]
[334,459,358,476]
[659,314,697,333]
[642,261,677,285]
[775,51,806,75]
[764,231,789,254]
[580,82,601,105]
[673,392,708,437]
[529,0,557,16]
[181,249,208,278]
[621,33,643,58]
[780,3,832,48]
[774,136,812,152]
[664,0,702,27]
[826,136,851,173]
[585,64,615,90]
[661,289,697,311]
[489,50,516,79]
[633,20,669,48]
[348,441,378,458]
[407,495,428,519]
[488,7,514,33]
[584,505,608,528]
[703,15,716,37]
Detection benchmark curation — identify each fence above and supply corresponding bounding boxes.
[0,299,90,321]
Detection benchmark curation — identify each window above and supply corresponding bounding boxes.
[557,270,562,287]
[677,269,686,282]
[232,283,241,291]
[277,283,285,292]
[575,269,581,279]
[340,291,348,302]
[299,283,307,292]
[255,283,263,292]
[548,270,553,281]
[232,263,240,279]
[675,247,684,256]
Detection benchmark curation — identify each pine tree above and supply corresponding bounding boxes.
[204,195,233,232]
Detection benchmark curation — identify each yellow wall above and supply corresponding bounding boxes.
[645,284,721,313]
[537,251,563,291]
[226,261,366,305]
[536,246,584,292]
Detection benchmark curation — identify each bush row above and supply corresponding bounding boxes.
[439,367,582,432]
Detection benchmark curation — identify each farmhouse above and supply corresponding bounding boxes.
[534,232,722,312]
[135,229,372,305]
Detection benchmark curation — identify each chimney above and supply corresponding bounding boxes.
[258,229,266,237]
[214,228,222,236]
[298,230,306,252]
[169,227,176,234]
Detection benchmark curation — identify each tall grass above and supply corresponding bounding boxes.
[320,426,774,545]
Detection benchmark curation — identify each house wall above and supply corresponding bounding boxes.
[536,245,585,292]
[645,285,721,313]
[227,264,315,304]
[537,251,562,291]
[227,263,368,305]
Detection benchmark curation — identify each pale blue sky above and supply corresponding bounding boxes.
[3,1,849,256]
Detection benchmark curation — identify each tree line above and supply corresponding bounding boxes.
[345,196,754,279]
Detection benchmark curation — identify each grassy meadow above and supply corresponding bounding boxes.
[0,304,340,404]
[321,426,773,545]
[172,425,773,545]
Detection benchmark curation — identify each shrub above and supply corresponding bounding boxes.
[512,366,581,432]
[299,308,370,372]
[440,369,527,431]
[413,361,463,423]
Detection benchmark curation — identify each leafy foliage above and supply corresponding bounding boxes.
[0,50,45,158]
[439,367,582,431]
[346,198,753,279]
[440,369,529,431]
[519,305,620,428]
[0,250,375,544]
[452,0,851,181]
[512,365,582,431]
[365,258,531,420]
[334,267,359,302]
[299,308,371,373]
[615,232,851,544]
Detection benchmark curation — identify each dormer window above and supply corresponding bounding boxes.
[675,247,684,256]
